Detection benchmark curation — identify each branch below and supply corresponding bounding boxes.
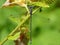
[0,7,40,45]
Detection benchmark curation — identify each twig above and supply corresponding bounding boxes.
[0,7,40,45]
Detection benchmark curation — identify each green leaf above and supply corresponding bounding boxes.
[9,16,21,24]
[8,32,21,40]
[31,2,49,7]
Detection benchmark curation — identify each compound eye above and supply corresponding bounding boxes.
[39,7,42,12]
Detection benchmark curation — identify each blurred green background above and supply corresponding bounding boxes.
[0,0,60,45]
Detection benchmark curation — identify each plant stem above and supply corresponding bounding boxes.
[0,7,40,45]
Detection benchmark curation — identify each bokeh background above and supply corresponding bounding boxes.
[0,0,60,45]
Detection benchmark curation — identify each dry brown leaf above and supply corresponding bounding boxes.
[2,0,26,7]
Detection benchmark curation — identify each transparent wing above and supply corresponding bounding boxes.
[30,0,56,5]
[39,0,56,5]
